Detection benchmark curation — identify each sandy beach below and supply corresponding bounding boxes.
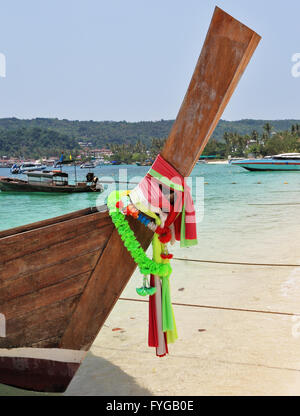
[64,227,300,396]
[64,172,300,396]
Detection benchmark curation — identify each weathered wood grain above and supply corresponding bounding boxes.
[0,296,80,348]
[161,7,261,177]
[0,206,103,239]
[0,224,113,281]
[60,218,153,350]
[0,212,111,263]
[0,272,90,321]
[0,251,99,304]
[31,336,62,349]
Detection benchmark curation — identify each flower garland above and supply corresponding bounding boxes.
[108,202,172,279]
[108,189,177,356]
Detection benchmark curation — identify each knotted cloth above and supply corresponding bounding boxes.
[108,154,198,357]
[130,154,198,247]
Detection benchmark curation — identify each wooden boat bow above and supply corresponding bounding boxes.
[0,7,261,392]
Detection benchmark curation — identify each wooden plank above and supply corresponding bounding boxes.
[60,218,153,350]
[0,224,113,281]
[0,250,99,304]
[0,206,105,239]
[161,6,261,176]
[60,7,261,352]
[0,296,80,348]
[0,271,90,321]
[0,213,111,264]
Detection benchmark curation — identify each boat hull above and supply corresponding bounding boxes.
[0,348,85,392]
[0,178,98,193]
[0,206,153,392]
[232,161,300,171]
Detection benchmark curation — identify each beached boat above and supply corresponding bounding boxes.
[0,170,104,193]
[0,7,260,393]
[231,153,300,171]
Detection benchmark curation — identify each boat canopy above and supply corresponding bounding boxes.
[27,171,68,179]
[272,153,300,160]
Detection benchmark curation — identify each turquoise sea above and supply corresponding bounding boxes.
[1,163,300,265]
[2,163,300,395]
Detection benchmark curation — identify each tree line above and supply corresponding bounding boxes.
[108,138,166,164]
[1,117,300,152]
[222,123,300,158]
[1,119,300,161]
[108,123,300,163]
[0,127,79,159]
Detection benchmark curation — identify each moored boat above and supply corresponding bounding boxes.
[0,170,104,193]
[231,153,300,171]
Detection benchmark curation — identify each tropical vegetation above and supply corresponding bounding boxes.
[0,118,300,161]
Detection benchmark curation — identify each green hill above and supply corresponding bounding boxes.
[1,117,300,158]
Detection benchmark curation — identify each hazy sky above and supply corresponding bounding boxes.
[0,0,300,122]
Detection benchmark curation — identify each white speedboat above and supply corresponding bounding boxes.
[231,153,300,171]
[11,163,47,174]
[80,163,96,169]
[228,157,246,165]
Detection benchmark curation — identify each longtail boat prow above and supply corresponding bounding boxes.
[0,7,261,393]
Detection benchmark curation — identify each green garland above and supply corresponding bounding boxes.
[108,195,172,278]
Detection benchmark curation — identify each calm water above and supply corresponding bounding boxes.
[1,163,300,263]
[1,163,300,395]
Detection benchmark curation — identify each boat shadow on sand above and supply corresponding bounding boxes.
[64,351,152,396]
[0,352,152,396]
